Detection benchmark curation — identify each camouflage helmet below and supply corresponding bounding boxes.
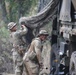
[8,22,17,29]
[38,30,49,36]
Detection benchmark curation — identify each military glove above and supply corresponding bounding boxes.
[21,25,26,29]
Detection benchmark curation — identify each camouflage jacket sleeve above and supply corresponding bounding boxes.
[15,26,28,36]
[34,39,43,64]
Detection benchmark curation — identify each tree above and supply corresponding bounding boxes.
[16,0,32,18]
[0,0,8,23]
[38,0,50,12]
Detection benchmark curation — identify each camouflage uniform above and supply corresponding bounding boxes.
[24,37,43,75]
[23,30,49,75]
[8,22,28,75]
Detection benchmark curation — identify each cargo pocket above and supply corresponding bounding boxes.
[30,66,39,74]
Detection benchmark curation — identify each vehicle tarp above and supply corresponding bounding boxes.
[19,0,59,29]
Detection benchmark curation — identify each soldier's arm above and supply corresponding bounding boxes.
[16,25,28,36]
[34,40,42,64]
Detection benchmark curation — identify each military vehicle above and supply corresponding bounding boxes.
[19,0,76,75]
[52,0,76,75]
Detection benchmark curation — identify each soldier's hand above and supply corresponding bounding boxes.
[21,25,25,29]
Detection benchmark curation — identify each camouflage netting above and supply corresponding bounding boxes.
[19,0,59,29]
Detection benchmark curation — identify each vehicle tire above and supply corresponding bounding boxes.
[70,51,76,75]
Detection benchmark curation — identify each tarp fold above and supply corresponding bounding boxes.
[19,0,59,29]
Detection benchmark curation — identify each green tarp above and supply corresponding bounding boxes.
[19,0,59,29]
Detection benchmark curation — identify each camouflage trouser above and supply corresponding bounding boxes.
[12,50,23,75]
[23,58,39,75]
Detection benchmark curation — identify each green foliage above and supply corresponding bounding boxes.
[28,0,38,16]
[5,0,38,21]
[0,26,9,39]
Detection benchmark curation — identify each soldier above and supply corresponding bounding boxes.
[8,22,28,75]
[23,29,49,75]
[20,22,34,47]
